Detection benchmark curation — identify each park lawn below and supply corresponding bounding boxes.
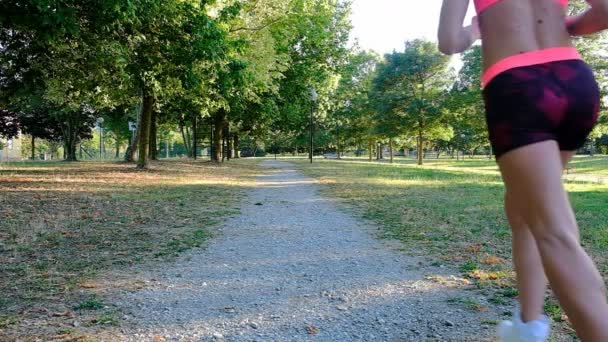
[294,157,608,326]
[0,159,258,335]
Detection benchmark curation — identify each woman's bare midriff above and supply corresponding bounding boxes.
[479,0,574,71]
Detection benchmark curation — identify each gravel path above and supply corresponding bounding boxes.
[101,161,498,341]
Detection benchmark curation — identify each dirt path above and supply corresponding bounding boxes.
[98,161,498,341]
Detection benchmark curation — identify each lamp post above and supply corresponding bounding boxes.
[96,117,105,159]
[308,87,318,164]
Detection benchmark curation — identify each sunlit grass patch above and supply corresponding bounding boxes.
[294,157,608,336]
[0,158,258,337]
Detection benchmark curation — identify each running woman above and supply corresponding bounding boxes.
[438,0,608,341]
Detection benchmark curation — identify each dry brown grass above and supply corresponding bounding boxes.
[0,159,259,339]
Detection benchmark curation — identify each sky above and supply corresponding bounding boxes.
[349,0,476,55]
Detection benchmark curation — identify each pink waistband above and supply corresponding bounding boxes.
[481,47,582,88]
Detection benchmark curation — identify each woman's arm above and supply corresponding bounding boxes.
[438,0,478,55]
[567,0,608,36]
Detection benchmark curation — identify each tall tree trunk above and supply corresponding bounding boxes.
[179,122,191,157]
[233,134,240,159]
[115,140,120,158]
[136,93,154,169]
[31,136,35,160]
[63,120,78,162]
[149,111,158,160]
[368,139,373,161]
[336,127,341,159]
[64,137,77,161]
[376,142,381,160]
[225,126,231,161]
[125,96,143,162]
[417,129,423,166]
[211,110,226,162]
[209,122,214,160]
[389,137,394,163]
[192,115,198,159]
[221,129,226,162]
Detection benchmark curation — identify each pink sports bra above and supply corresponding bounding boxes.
[474,0,568,14]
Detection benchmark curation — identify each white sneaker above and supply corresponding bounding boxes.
[498,312,551,342]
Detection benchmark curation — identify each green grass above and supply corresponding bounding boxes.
[74,296,104,311]
[294,156,608,268]
[0,159,259,337]
[294,156,608,335]
[447,296,486,311]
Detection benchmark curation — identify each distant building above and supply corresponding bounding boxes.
[0,134,23,161]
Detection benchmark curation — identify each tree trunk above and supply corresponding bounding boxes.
[368,139,373,161]
[149,111,158,160]
[64,141,77,161]
[62,120,78,162]
[31,136,35,160]
[64,138,77,161]
[192,115,198,159]
[115,140,120,159]
[225,126,232,161]
[336,127,341,159]
[221,129,226,162]
[417,130,423,166]
[233,134,240,158]
[209,123,214,160]
[136,93,154,169]
[376,143,382,160]
[211,111,226,162]
[179,122,192,157]
[389,138,394,163]
[125,96,143,162]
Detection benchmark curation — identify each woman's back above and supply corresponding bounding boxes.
[479,0,573,70]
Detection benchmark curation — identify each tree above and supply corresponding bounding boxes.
[101,106,134,159]
[372,40,452,165]
[447,46,489,157]
[328,49,380,158]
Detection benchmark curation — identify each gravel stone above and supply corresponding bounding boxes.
[97,161,499,341]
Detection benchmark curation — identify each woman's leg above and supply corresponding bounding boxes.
[508,150,578,323]
[507,193,546,322]
[499,141,608,342]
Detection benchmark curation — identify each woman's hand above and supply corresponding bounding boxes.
[567,1,608,36]
[438,0,476,55]
[470,16,481,41]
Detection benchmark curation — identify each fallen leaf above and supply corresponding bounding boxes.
[78,282,98,289]
[305,324,319,335]
[51,334,72,340]
[51,310,74,317]
[154,336,165,342]
[465,245,482,253]
[483,256,503,265]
